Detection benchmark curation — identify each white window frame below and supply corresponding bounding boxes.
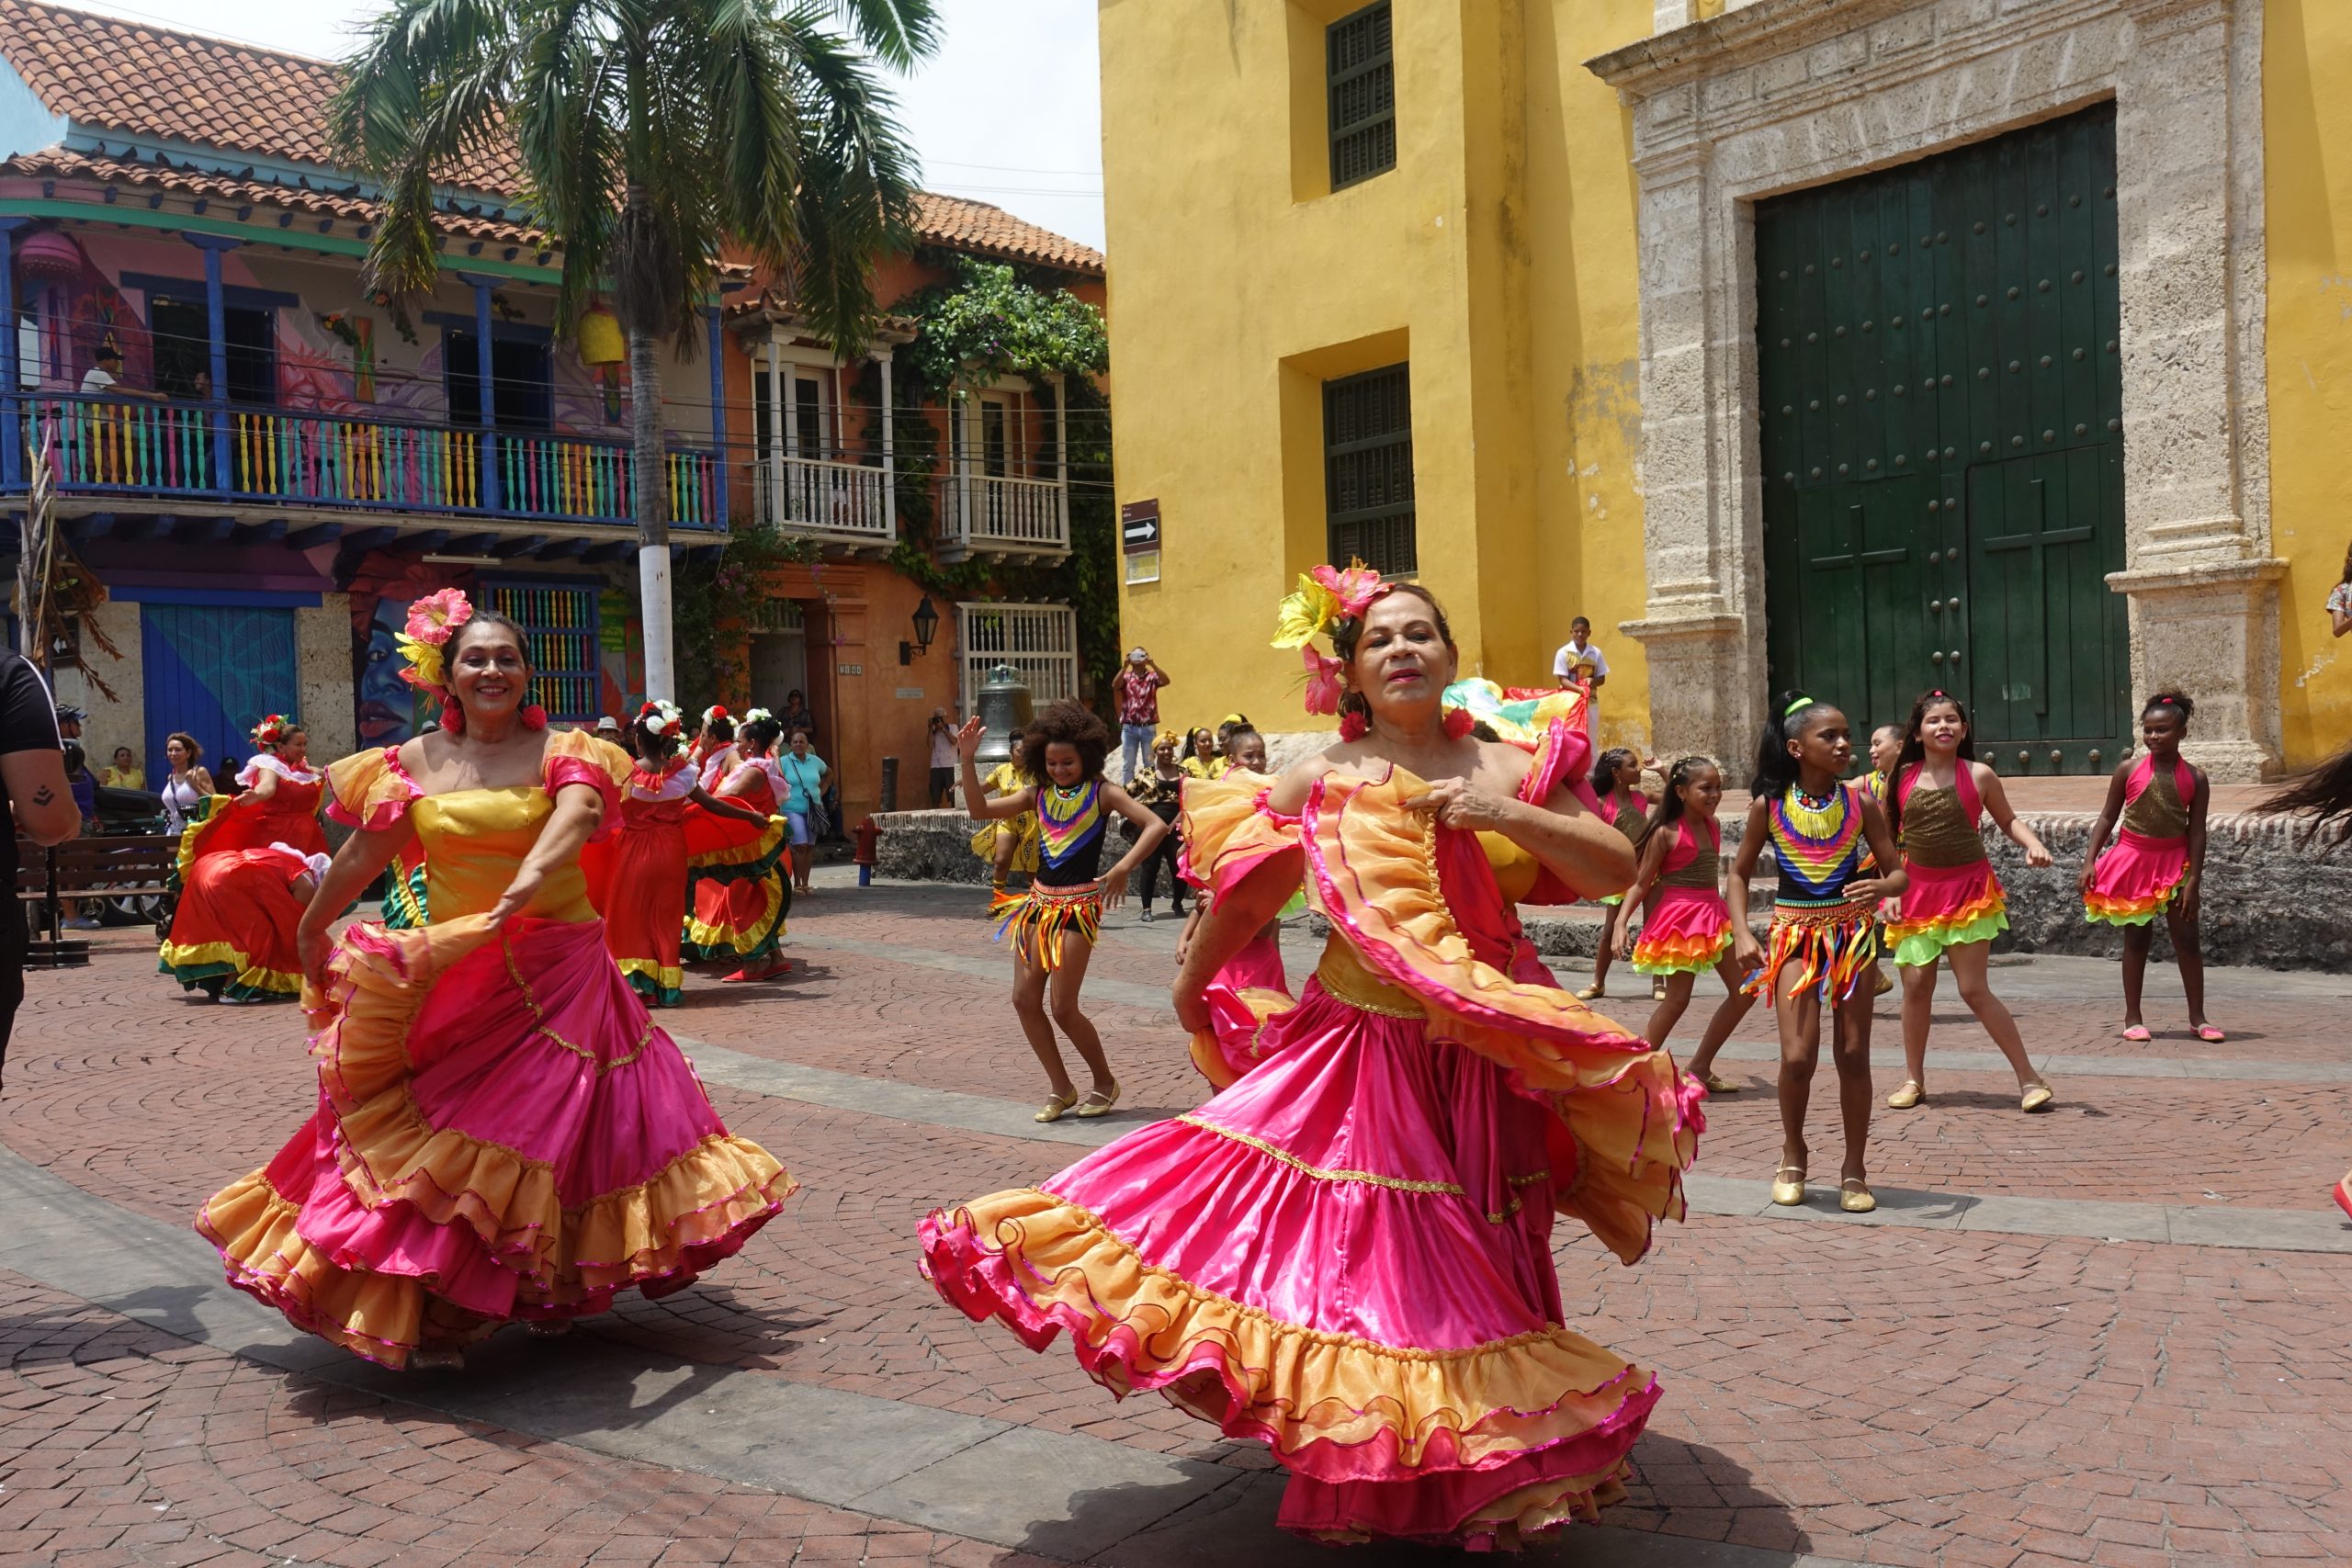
[956,601,1079,714]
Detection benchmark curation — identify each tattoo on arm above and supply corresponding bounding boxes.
[30,786,51,806]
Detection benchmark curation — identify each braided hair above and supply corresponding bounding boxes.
[1634,756,1717,852]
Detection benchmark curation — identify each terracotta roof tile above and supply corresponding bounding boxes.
[911,191,1102,276]
[0,0,523,191]
[0,0,1102,276]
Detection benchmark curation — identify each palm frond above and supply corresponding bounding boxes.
[817,0,939,71]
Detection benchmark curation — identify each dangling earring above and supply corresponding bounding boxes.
[438,696,465,735]
[1338,692,1369,742]
[520,705,548,730]
[1442,706,1476,740]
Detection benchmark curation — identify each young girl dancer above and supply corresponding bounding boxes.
[958,700,1167,1122]
[1881,692,2056,1112]
[1127,730,1191,923]
[603,702,769,1007]
[1577,747,1649,1002]
[693,706,740,792]
[1621,758,1758,1084]
[967,732,1041,894]
[1728,694,1905,1213]
[2081,691,2216,1041]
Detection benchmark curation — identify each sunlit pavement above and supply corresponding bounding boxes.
[3,872,2346,1567]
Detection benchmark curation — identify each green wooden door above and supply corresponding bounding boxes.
[1758,104,2127,773]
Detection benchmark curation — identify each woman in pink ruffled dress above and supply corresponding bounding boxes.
[919,568,1702,1548]
[197,592,792,1370]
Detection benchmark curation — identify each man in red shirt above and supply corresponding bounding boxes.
[1110,648,1171,784]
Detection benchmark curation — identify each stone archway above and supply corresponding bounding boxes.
[1589,0,2281,779]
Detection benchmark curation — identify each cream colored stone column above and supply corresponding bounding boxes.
[2106,0,2282,780]
[1620,141,1765,769]
[295,594,357,764]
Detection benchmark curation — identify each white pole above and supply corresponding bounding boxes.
[1051,371,1069,547]
[639,546,674,703]
[877,349,896,538]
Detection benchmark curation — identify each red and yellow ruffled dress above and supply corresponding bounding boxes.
[1177,767,1294,1089]
[922,725,1702,1548]
[2085,754,2196,926]
[681,757,790,964]
[1883,762,2007,964]
[1630,817,1735,976]
[159,756,329,1001]
[157,842,315,1002]
[596,757,697,1007]
[196,729,794,1369]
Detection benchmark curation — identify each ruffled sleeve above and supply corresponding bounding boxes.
[326,748,424,831]
[1303,770,1701,1265]
[543,729,632,839]
[1177,774,1303,901]
[1512,717,1609,906]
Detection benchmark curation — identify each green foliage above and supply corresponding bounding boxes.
[900,255,1109,392]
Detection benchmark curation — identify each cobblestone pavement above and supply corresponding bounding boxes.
[3,875,2347,1567]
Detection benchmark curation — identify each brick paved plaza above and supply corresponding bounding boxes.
[3,876,2347,1568]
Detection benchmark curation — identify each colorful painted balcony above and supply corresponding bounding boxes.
[7,393,727,543]
[751,454,895,551]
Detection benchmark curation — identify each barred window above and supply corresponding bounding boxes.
[1323,364,1414,575]
[1328,2,1396,190]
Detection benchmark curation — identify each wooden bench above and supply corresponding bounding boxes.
[16,830,180,967]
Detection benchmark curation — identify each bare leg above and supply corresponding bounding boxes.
[1830,978,1877,1184]
[1682,954,1759,1080]
[1010,952,1071,1101]
[992,830,1017,888]
[1641,969,1697,1048]
[1944,941,2042,1088]
[1897,953,1939,1089]
[1585,907,1618,997]
[2168,908,2209,1028]
[2120,923,2154,1028]
[1046,937,1116,1094]
[791,843,813,893]
[1775,977,1823,1178]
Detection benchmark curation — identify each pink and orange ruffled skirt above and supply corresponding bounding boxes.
[1885,858,2008,964]
[2084,829,2189,927]
[197,913,792,1368]
[1630,886,1734,976]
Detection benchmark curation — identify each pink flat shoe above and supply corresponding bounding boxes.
[2196,1024,2226,1043]
[2120,1024,2153,1043]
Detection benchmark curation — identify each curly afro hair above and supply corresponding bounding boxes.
[1018,699,1112,785]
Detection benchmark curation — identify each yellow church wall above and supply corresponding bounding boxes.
[2263,0,2352,769]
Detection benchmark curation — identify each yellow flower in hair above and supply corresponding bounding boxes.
[396,634,446,694]
[1271,572,1341,649]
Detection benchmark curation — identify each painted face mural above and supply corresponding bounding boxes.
[347,552,472,748]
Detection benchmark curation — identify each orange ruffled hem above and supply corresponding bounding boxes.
[2084,886,2177,926]
[1301,771,1699,1265]
[923,1187,1656,1479]
[1630,929,1733,977]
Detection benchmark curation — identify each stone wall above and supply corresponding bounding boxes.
[874,807,2352,970]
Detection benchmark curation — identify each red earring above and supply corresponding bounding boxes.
[1442,707,1476,740]
[438,697,464,735]
[520,705,548,731]
[1339,708,1369,742]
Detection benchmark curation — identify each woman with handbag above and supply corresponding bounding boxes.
[780,729,831,896]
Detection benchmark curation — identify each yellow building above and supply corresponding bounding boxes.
[1102,0,2352,779]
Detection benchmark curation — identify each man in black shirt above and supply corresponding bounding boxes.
[0,654,79,1080]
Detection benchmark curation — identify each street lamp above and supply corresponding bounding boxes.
[900,594,941,666]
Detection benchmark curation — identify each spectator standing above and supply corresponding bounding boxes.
[1551,616,1610,690]
[779,729,831,896]
[778,689,817,745]
[80,344,164,401]
[928,708,958,807]
[1111,648,1171,783]
[1,653,79,1080]
[159,732,213,835]
[101,745,144,789]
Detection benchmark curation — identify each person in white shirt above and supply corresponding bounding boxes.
[1551,616,1610,689]
[78,345,162,401]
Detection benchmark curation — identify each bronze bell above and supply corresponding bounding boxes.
[973,663,1034,770]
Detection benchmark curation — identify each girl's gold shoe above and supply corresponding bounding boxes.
[1699,1071,1741,1095]
[1770,1165,1806,1206]
[2020,1081,2054,1113]
[1074,1079,1122,1119]
[1035,1091,1079,1124]
[1886,1079,1924,1110]
[1839,1179,1877,1213]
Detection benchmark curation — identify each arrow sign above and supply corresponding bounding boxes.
[1119,498,1161,554]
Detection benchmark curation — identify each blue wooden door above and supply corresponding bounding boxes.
[141,604,300,783]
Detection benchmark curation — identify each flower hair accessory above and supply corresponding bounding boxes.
[1273,559,1386,720]
[702,705,731,728]
[741,706,775,728]
[397,588,472,700]
[250,713,294,747]
[637,700,682,737]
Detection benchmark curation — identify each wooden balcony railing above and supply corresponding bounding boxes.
[752,455,894,542]
[13,393,724,532]
[940,471,1069,557]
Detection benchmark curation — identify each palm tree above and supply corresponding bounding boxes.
[331,0,938,701]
